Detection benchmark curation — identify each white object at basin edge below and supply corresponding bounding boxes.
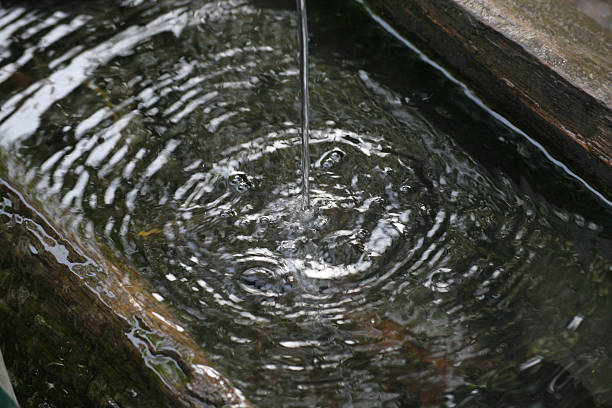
[0,348,18,406]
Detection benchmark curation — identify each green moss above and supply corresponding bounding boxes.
[0,209,175,407]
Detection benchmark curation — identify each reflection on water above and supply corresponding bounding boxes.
[0,0,611,406]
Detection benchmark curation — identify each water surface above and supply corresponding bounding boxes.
[0,0,611,406]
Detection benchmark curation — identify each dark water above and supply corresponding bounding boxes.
[0,0,611,406]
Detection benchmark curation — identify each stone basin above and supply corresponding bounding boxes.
[0,0,610,406]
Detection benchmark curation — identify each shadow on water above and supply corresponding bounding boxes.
[0,0,611,406]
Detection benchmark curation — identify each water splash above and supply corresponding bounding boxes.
[296,0,310,209]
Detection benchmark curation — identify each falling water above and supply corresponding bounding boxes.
[296,0,310,209]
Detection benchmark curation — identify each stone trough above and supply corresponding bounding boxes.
[366,0,612,199]
[0,0,610,406]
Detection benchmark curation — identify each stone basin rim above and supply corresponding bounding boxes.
[363,0,612,203]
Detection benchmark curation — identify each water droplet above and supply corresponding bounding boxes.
[358,101,371,112]
[228,173,252,193]
[239,267,292,297]
[317,148,345,169]
[220,208,237,218]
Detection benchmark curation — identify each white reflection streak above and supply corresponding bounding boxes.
[164,88,200,117]
[0,48,34,83]
[99,144,130,177]
[0,15,91,83]
[279,340,321,348]
[75,97,135,139]
[50,136,100,194]
[85,112,136,167]
[61,170,89,208]
[40,146,70,173]
[174,173,208,200]
[0,83,40,122]
[48,45,84,69]
[365,219,400,256]
[427,210,446,238]
[211,45,274,61]
[36,146,71,190]
[206,111,237,132]
[0,7,24,23]
[182,180,222,208]
[120,140,181,212]
[151,311,185,332]
[0,8,29,44]
[40,15,91,46]
[104,177,122,205]
[20,11,67,40]
[144,139,181,178]
[0,8,189,147]
[169,91,218,123]
[123,148,147,178]
[74,107,109,139]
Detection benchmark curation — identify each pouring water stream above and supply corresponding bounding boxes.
[297,0,310,209]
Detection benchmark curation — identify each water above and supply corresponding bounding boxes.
[296,0,310,209]
[0,0,611,406]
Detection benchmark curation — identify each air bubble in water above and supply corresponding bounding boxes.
[239,267,292,297]
[317,148,346,169]
[229,173,252,193]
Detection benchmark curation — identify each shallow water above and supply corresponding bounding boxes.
[0,0,611,406]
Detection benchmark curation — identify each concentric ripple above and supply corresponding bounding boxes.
[0,0,610,406]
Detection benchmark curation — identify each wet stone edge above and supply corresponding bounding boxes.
[366,0,612,199]
[0,167,250,407]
